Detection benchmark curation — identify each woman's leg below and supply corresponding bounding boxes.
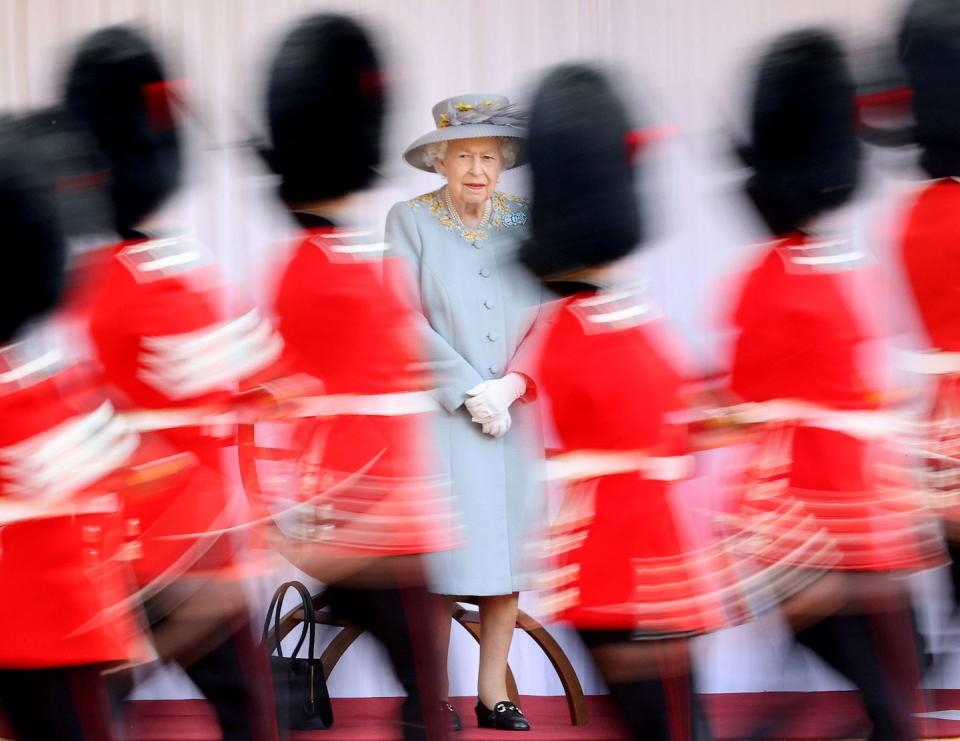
[435,596,454,701]
[476,592,519,706]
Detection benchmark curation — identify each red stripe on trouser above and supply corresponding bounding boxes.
[67,665,119,740]
[223,613,283,741]
[396,561,449,741]
[657,643,692,741]
[864,591,923,741]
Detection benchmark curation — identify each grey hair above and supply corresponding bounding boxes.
[422,137,520,173]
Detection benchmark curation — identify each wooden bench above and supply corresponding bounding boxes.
[241,423,588,726]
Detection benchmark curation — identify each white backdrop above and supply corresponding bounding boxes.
[3,0,957,700]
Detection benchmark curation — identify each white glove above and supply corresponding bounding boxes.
[481,410,512,438]
[465,373,527,423]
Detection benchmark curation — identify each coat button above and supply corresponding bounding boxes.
[488,364,500,375]
[484,299,495,309]
[479,268,491,278]
[486,332,498,342]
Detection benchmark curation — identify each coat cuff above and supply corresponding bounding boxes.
[434,366,485,414]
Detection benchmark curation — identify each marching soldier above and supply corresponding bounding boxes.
[258,14,456,741]
[0,113,149,740]
[725,29,941,740]
[61,25,283,741]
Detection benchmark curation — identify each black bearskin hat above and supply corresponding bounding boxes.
[64,25,181,237]
[851,38,915,149]
[0,120,68,343]
[16,108,113,239]
[263,14,386,205]
[519,64,641,282]
[899,0,960,178]
[740,29,861,236]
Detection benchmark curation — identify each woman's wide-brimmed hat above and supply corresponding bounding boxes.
[402,93,527,172]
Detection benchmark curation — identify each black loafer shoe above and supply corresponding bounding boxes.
[475,699,530,731]
[441,701,462,731]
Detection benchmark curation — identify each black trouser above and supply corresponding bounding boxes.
[578,629,713,741]
[0,665,117,740]
[180,625,278,741]
[324,582,447,741]
[749,603,920,741]
[110,600,279,741]
[947,539,960,614]
[796,611,916,741]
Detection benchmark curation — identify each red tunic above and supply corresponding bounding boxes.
[900,179,960,352]
[728,234,941,580]
[270,227,455,557]
[899,181,960,517]
[534,288,736,635]
[0,343,150,667]
[78,237,285,585]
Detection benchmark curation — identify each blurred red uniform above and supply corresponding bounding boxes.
[73,235,285,586]
[901,181,960,353]
[0,342,152,667]
[534,286,736,635]
[271,223,454,558]
[728,234,941,591]
[900,180,960,520]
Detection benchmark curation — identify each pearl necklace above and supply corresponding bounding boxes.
[444,186,491,229]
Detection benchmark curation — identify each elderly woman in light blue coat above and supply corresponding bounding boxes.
[385,94,544,732]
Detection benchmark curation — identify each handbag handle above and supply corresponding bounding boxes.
[262,581,317,661]
[261,582,285,650]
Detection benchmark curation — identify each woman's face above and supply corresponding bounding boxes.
[439,137,503,207]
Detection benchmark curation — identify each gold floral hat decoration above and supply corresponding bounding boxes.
[402,93,527,172]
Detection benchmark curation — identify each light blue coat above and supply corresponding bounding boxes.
[385,189,544,596]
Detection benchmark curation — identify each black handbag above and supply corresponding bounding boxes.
[262,580,334,730]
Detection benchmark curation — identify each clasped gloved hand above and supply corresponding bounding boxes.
[465,373,527,438]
